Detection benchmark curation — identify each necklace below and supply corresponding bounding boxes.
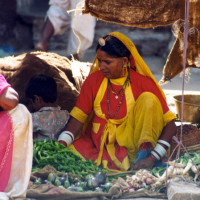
[107,83,125,118]
[108,80,124,99]
[108,74,130,100]
[107,73,130,119]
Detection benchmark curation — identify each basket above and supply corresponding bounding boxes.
[170,124,200,160]
[184,144,200,153]
[173,94,200,123]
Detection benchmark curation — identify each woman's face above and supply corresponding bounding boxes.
[96,49,128,79]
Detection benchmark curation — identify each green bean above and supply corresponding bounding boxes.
[32,139,108,177]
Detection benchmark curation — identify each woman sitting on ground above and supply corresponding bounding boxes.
[58,32,177,171]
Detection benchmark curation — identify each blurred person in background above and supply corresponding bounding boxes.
[35,0,96,60]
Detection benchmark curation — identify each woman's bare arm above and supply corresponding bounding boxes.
[64,116,84,138]
[158,120,177,143]
[57,116,84,146]
[0,87,19,110]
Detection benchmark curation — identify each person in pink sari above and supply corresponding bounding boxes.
[0,74,33,200]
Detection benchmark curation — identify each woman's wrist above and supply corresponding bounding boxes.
[58,131,74,147]
[150,140,170,160]
[59,140,68,147]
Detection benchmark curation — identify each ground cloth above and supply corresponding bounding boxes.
[27,166,167,200]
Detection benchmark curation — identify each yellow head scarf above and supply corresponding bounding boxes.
[90,32,166,100]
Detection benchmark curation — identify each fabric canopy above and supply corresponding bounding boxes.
[83,0,184,28]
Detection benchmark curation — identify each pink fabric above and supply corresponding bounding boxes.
[0,74,11,96]
[0,111,14,191]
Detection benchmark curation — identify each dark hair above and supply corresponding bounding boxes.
[96,35,131,58]
[25,74,57,103]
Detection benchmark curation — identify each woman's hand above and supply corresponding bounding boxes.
[130,157,155,170]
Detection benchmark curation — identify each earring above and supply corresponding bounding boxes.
[122,63,127,76]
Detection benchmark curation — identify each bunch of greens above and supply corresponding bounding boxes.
[33,139,108,177]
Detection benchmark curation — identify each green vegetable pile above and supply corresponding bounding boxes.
[32,139,115,192]
[33,139,108,177]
